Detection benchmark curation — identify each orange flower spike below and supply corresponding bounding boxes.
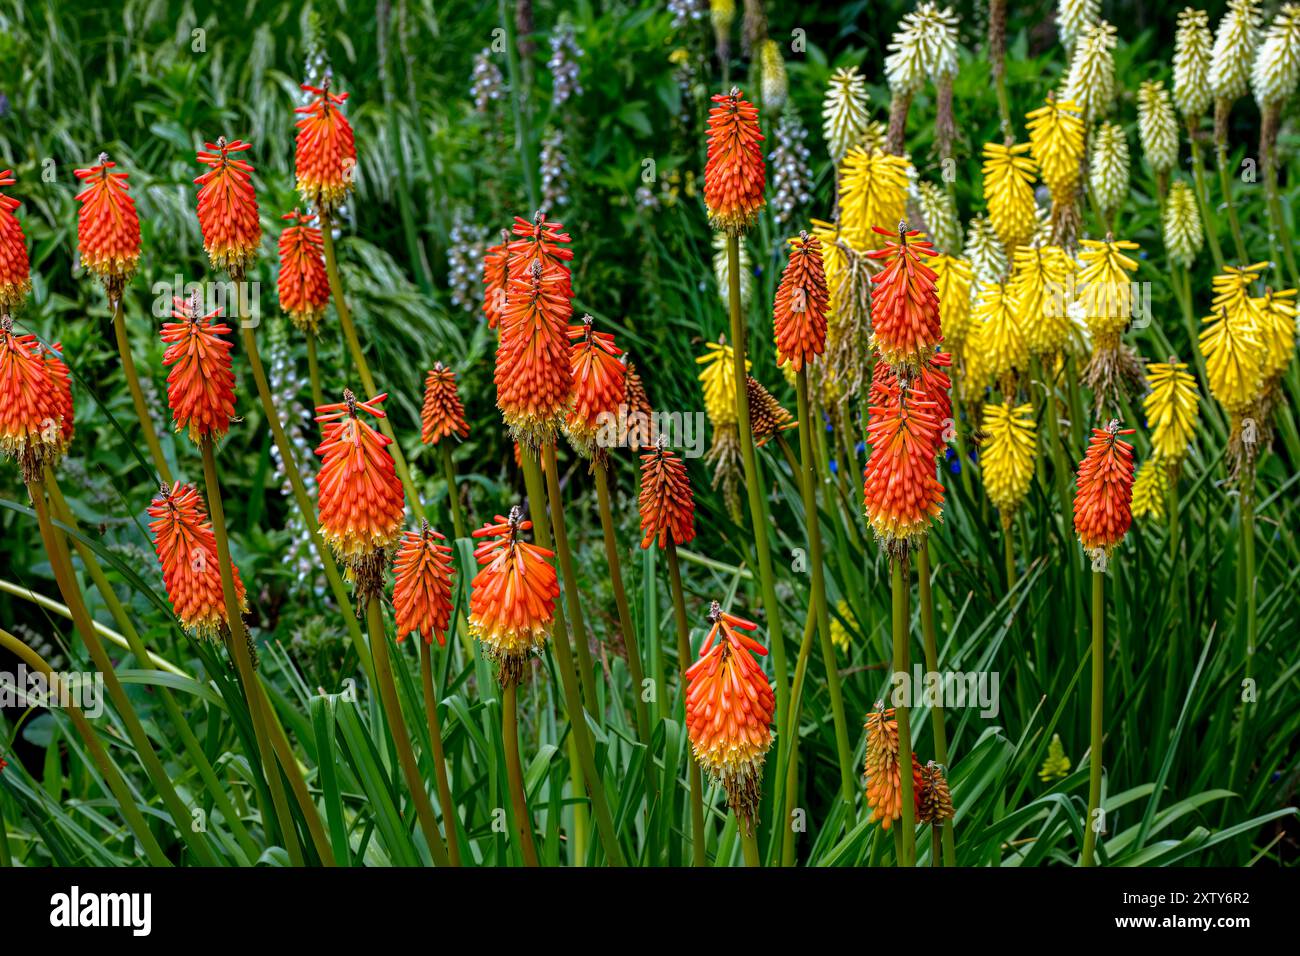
[0,316,63,480]
[637,438,697,549]
[1073,419,1136,556]
[294,79,357,217]
[862,379,945,551]
[704,88,767,235]
[873,351,953,458]
[194,137,261,278]
[420,361,470,446]
[276,210,330,333]
[495,261,573,447]
[392,520,455,646]
[468,506,560,685]
[867,223,943,372]
[72,154,141,299]
[148,481,247,639]
[564,315,625,457]
[482,229,511,330]
[773,231,830,372]
[41,342,74,451]
[314,389,406,576]
[506,212,574,293]
[160,294,237,445]
[0,171,32,311]
[684,601,775,832]
[863,702,924,829]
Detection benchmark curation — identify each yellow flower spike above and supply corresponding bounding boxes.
[1010,244,1075,357]
[1025,96,1085,206]
[1199,305,1264,414]
[1077,237,1140,348]
[969,280,1027,388]
[1130,454,1168,521]
[932,254,974,356]
[981,142,1038,252]
[1254,287,1298,385]
[980,401,1037,526]
[697,337,750,427]
[1039,733,1071,782]
[1143,360,1200,465]
[1211,262,1269,316]
[838,147,910,249]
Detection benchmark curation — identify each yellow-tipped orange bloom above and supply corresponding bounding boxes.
[495,261,573,448]
[468,507,559,686]
[704,88,766,235]
[863,378,945,551]
[863,703,923,830]
[482,230,511,330]
[194,138,261,278]
[506,213,574,292]
[148,481,247,639]
[294,81,356,217]
[160,295,236,445]
[41,342,74,452]
[0,317,64,480]
[565,316,624,458]
[868,224,943,372]
[420,362,469,446]
[0,171,31,311]
[684,602,775,833]
[1073,421,1136,556]
[638,439,696,549]
[73,155,141,298]
[873,351,953,459]
[392,520,455,646]
[277,210,330,333]
[773,231,829,371]
[315,390,406,579]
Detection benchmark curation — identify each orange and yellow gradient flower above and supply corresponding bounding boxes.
[704,88,766,235]
[1073,420,1136,556]
[564,316,624,458]
[393,520,455,646]
[868,224,943,372]
[468,507,559,686]
[41,342,74,453]
[773,231,829,372]
[0,316,64,480]
[495,261,573,449]
[637,438,696,549]
[194,138,261,278]
[0,171,31,311]
[315,389,406,594]
[160,294,236,445]
[482,229,511,330]
[148,481,247,639]
[294,79,357,217]
[420,362,470,447]
[277,210,330,333]
[864,702,923,830]
[863,378,945,552]
[506,213,574,293]
[684,602,775,833]
[73,154,141,300]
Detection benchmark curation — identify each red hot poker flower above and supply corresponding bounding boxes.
[468,507,560,686]
[872,351,953,459]
[684,602,775,833]
[148,481,247,639]
[704,89,766,235]
[506,213,574,293]
[0,316,64,480]
[160,294,237,445]
[73,154,141,299]
[420,361,470,446]
[194,138,261,278]
[1073,420,1136,556]
[41,342,74,452]
[294,80,357,217]
[315,390,406,587]
[495,261,573,448]
[863,378,945,552]
[482,229,511,330]
[564,315,625,457]
[392,520,455,646]
[277,210,330,332]
[773,231,829,371]
[0,171,32,311]
[868,224,943,372]
[637,438,696,549]
[863,702,924,830]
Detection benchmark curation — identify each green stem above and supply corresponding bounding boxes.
[594,460,650,742]
[916,543,956,867]
[111,296,171,483]
[502,680,540,866]
[741,828,762,867]
[440,442,468,541]
[1003,524,1016,592]
[665,543,707,867]
[305,328,325,410]
[366,598,451,866]
[542,443,599,714]
[318,212,425,520]
[0,626,171,866]
[1188,131,1226,272]
[1230,471,1257,793]
[1082,568,1105,867]
[891,554,917,866]
[1214,130,1248,264]
[797,370,854,803]
[420,641,461,866]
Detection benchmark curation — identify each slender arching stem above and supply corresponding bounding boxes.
[111,296,171,483]
[502,679,540,866]
[890,553,917,866]
[1082,567,1105,867]
[305,328,325,410]
[542,442,599,714]
[420,640,461,866]
[440,442,469,541]
[916,543,957,867]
